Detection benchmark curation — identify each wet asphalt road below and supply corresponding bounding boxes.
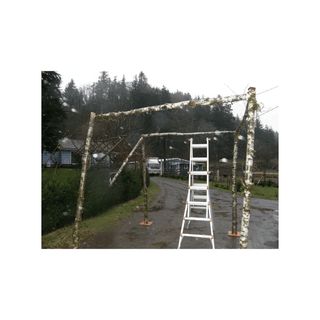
[85,177,278,249]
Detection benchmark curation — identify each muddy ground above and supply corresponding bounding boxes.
[81,177,278,249]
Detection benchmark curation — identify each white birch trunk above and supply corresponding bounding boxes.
[230,98,250,235]
[109,136,144,186]
[142,138,148,224]
[142,131,234,138]
[231,137,239,234]
[98,94,247,119]
[73,112,96,249]
[239,88,258,249]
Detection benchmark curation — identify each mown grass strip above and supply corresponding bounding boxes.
[158,176,278,200]
[42,181,161,249]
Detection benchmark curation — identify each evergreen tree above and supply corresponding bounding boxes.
[118,76,129,111]
[95,71,111,113]
[63,79,81,111]
[42,71,67,153]
[160,86,171,104]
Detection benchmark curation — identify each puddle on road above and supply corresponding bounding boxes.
[215,211,228,217]
[151,242,168,248]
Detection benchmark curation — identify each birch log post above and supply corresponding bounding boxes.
[73,112,96,249]
[142,138,149,224]
[239,88,259,249]
[230,99,250,235]
[231,137,239,235]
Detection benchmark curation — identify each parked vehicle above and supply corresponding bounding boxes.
[146,157,161,175]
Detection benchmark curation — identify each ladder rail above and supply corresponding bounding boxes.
[178,137,215,249]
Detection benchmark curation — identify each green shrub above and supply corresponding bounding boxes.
[259,181,266,187]
[236,180,243,192]
[42,177,79,235]
[118,168,142,202]
[42,168,145,235]
[266,179,272,187]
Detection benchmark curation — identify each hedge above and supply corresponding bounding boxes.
[42,167,150,235]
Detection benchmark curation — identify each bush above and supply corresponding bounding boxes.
[236,180,243,192]
[118,168,142,202]
[42,168,145,235]
[259,181,266,187]
[266,179,273,187]
[42,177,79,235]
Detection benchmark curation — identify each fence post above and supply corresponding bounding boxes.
[239,87,258,249]
[73,112,96,249]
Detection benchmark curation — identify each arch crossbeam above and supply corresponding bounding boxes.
[96,94,248,119]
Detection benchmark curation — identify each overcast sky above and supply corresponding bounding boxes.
[50,1,279,131]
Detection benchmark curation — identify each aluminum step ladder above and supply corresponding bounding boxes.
[178,137,215,249]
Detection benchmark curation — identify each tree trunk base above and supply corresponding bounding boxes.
[228,231,240,237]
[139,221,153,226]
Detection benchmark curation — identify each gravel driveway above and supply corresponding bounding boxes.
[82,177,278,249]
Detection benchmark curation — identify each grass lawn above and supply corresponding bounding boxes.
[42,168,81,184]
[210,182,278,200]
[42,181,161,249]
[159,176,278,200]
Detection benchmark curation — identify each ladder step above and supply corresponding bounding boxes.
[191,157,208,162]
[187,201,208,206]
[193,195,207,200]
[189,171,209,175]
[180,233,213,239]
[189,185,208,190]
[184,217,211,222]
[191,144,207,149]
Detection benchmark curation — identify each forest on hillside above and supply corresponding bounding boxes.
[42,71,278,172]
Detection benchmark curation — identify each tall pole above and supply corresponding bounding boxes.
[140,137,152,226]
[229,137,240,236]
[239,88,259,249]
[73,112,96,249]
[229,98,250,237]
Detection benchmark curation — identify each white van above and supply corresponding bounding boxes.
[146,157,161,175]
